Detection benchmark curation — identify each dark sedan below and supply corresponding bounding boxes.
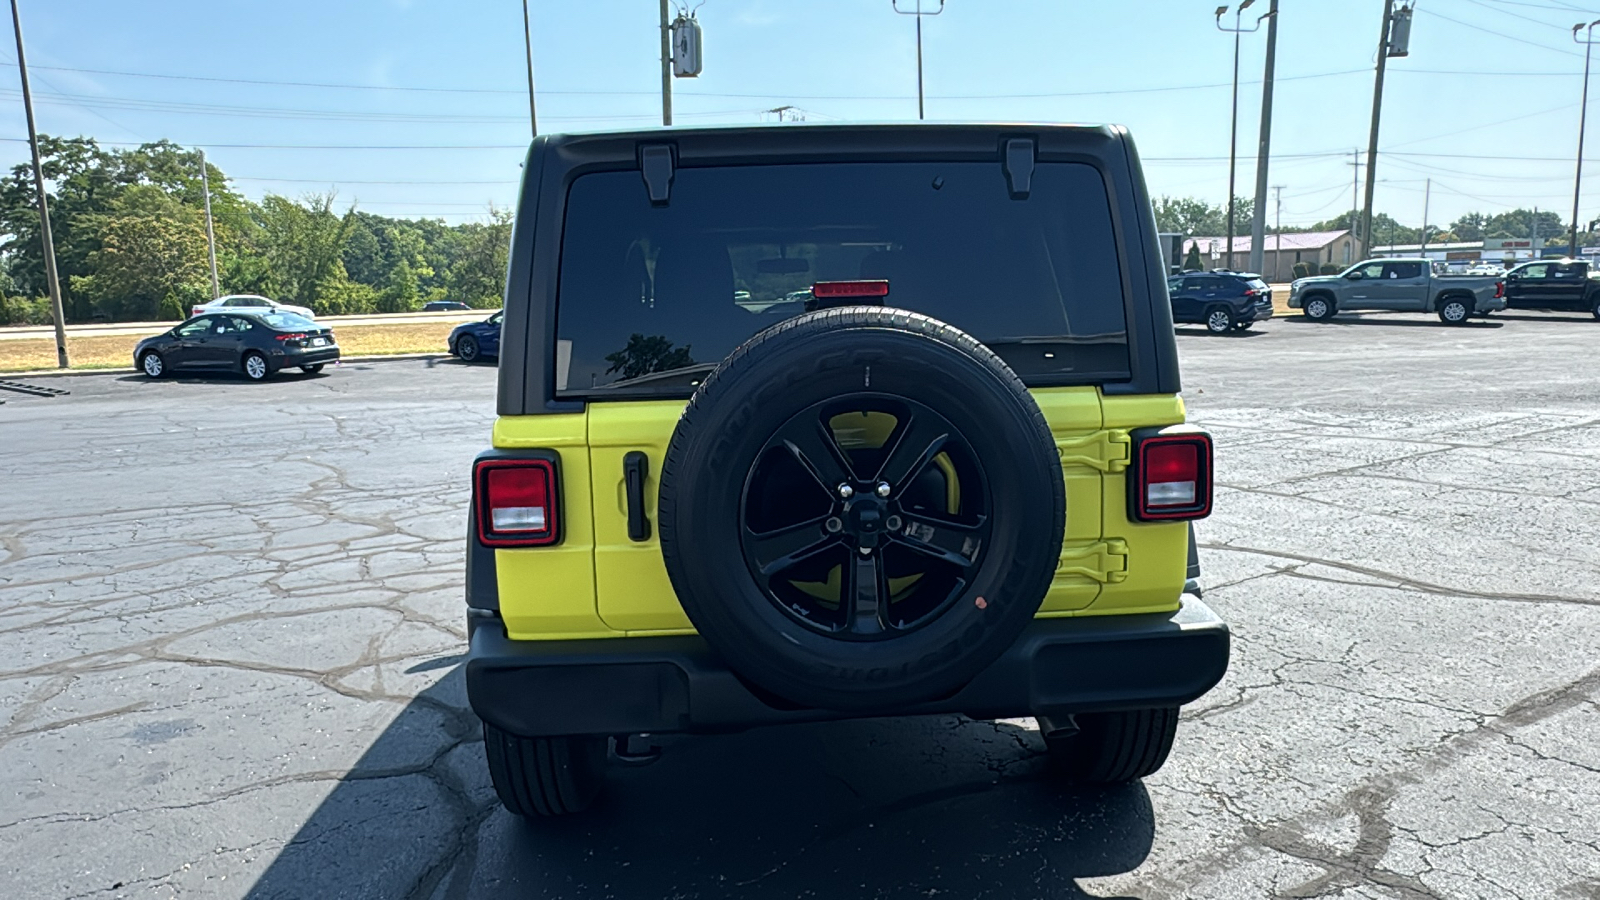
[448,310,502,363]
[135,311,339,381]
[423,300,472,312]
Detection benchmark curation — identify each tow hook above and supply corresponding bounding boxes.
[612,733,663,766]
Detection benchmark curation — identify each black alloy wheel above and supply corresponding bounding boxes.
[458,334,481,362]
[739,394,992,641]
[658,308,1065,711]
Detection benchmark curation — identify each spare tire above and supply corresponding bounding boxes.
[659,307,1065,710]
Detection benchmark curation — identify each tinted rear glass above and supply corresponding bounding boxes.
[258,312,317,330]
[554,162,1130,397]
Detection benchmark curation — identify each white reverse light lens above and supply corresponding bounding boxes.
[1147,482,1196,507]
[492,506,547,532]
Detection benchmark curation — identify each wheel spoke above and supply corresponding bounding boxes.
[746,517,837,578]
[888,511,987,570]
[776,415,857,495]
[842,552,890,635]
[874,411,951,488]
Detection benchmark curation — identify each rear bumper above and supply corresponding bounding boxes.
[1248,301,1274,322]
[465,594,1231,738]
[274,346,340,367]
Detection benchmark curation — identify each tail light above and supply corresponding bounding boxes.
[191,306,204,318]
[275,332,308,342]
[811,280,890,299]
[474,458,560,547]
[1495,281,1505,298]
[1131,432,1213,521]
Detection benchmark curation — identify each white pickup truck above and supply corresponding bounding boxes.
[1288,258,1505,324]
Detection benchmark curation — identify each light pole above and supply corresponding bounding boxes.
[522,0,538,137]
[892,0,944,121]
[9,0,67,367]
[1215,2,1266,271]
[1570,19,1600,258]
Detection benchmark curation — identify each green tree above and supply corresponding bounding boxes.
[377,260,420,313]
[256,193,358,310]
[70,187,210,321]
[447,206,513,306]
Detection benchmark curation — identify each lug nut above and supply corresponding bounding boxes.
[838,484,854,499]
[875,483,891,497]
[886,515,902,531]
[825,517,843,533]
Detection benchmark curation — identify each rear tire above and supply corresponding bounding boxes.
[242,351,271,381]
[483,723,607,817]
[300,364,325,374]
[1231,320,1254,332]
[1044,708,1180,783]
[1302,296,1335,321]
[1204,307,1235,334]
[457,334,481,363]
[1437,297,1471,324]
[1591,296,1600,320]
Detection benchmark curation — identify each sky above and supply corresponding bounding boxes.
[3,0,1599,234]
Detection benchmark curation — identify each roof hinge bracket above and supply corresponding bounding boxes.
[1002,137,1036,199]
[639,143,676,206]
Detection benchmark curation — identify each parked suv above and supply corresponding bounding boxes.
[466,124,1230,816]
[1166,270,1274,333]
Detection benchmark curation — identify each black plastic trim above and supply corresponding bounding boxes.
[499,123,1175,415]
[623,450,651,542]
[466,593,1230,738]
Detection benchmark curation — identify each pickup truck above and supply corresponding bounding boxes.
[1501,258,1600,319]
[1288,258,1504,324]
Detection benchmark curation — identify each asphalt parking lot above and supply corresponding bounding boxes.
[3,311,1599,899]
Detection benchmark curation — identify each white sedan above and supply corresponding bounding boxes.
[190,294,315,320]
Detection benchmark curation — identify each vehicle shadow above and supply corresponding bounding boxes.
[1487,312,1595,323]
[244,667,1155,900]
[1174,326,1268,338]
[1280,315,1503,329]
[427,355,496,368]
[112,369,332,385]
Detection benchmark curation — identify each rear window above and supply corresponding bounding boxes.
[257,312,316,330]
[1246,278,1268,290]
[554,162,1130,397]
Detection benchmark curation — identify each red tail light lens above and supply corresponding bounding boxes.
[1495,281,1505,298]
[811,280,891,299]
[475,458,559,546]
[275,332,307,342]
[1133,433,1213,521]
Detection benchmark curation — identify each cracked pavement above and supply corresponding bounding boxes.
[3,312,1599,899]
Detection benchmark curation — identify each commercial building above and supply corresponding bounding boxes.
[1182,230,1356,282]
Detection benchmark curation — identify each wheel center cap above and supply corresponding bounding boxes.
[842,495,890,545]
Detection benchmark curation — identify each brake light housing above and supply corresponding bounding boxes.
[1130,431,1213,522]
[1494,280,1505,299]
[474,457,561,547]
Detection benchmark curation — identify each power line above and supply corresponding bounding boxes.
[1416,7,1586,57]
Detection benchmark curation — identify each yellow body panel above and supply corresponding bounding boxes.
[492,389,1191,639]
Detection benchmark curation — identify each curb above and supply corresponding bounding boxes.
[0,352,453,380]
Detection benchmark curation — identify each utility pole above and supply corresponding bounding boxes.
[1570,20,1600,258]
[9,0,67,367]
[1360,0,1406,267]
[1420,177,1431,257]
[893,1,945,121]
[199,149,220,300]
[522,0,538,137]
[660,0,673,126]
[1347,149,1360,253]
[1272,184,1284,281]
[1247,0,1279,276]
[1215,1,1263,271]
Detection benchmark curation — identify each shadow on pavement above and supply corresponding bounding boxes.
[1174,326,1268,338]
[246,667,1155,900]
[1280,315,1503,329]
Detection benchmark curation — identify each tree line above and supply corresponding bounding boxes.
[0,136,512,325]
[1153,195,1575,249]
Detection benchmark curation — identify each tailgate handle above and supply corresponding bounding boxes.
[624,452,651,542]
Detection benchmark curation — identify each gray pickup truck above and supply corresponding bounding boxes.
[1288,258,1505,324]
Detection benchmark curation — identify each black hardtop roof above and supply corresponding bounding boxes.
[536,122,1128,165]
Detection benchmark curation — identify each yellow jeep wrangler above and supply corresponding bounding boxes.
[466,124,1229,816]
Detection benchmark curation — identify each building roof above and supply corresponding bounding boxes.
[1184,229,1352,255]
